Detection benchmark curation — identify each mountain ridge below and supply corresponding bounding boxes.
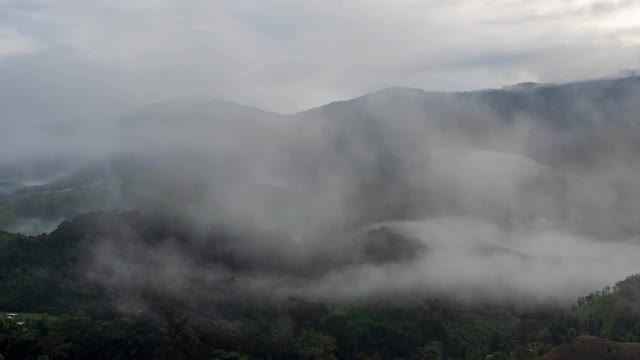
[116,75,640,118]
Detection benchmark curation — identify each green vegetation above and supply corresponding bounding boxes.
[0,207,17,229]
[0,230,13,242]
[573,293,617,321]
[540,335,640,359]
[19,313,58,322]
[568,274,640,343]
[4,186,120,222]
[0,212,639,359]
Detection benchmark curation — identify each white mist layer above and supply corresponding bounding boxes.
[272,218,640,304]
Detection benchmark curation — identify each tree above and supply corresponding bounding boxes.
[36,333,70,360]
[411,341,443,360]
[211,350,252,360]
[294,330,338,360]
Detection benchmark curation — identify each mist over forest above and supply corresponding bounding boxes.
[2,76,640,306]
[2,1,640,359]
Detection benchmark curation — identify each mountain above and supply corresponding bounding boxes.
[285,76,640,235]
[114,97,286,152]
[541,336,640,360]
[3,76,640,239]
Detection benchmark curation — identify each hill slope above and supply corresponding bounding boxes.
[541,336,640,360]
[3,76,640,238]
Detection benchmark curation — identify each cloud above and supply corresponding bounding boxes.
[0,26,40,58]
[0,0,47,12]
[589,0,639,15]
[0,0,637,112]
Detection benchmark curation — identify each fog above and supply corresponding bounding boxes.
[2,1,640,308]
[0,77,634,307]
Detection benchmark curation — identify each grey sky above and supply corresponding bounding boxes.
[0,0,639,112]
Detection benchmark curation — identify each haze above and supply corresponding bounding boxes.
[2,0,640,305]
[1,0,640,113]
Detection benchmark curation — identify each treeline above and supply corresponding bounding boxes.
[4,291,636,360]
[573,274,640,310]
[0,298,533,360]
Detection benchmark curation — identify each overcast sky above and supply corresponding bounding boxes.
[1,0,639,113]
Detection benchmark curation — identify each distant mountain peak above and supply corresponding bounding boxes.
[501,81,542,91]
[142,96,279,116]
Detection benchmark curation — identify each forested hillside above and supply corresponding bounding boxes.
[0,211,639,359]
